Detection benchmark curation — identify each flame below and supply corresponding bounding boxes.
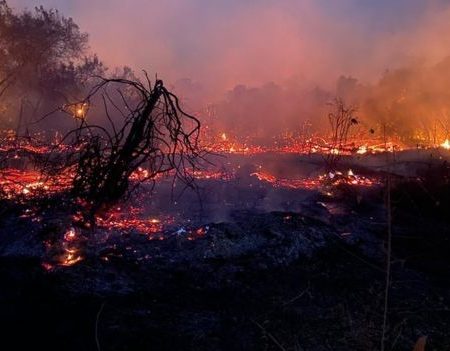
[95,207,174,238]
[60,250,83,266]
[64,227,77,241]
[0,169,73,199]
[356,145,368,154]
[441,139,450,150]
[251,169,379,189]
[59,227,84,266]
[64,102,89,120]
[330,148,340,155]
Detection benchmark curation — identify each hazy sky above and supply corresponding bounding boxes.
[9,0,450,96]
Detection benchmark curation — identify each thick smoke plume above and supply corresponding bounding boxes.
[8,0,450,143]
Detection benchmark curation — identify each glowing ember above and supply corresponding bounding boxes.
[356,145,368,154]
[192,169,234,180]
[186,225,209,240]
[0,129,391,269]
[64,102,89,120]
[96,206,174,238]
[129,167,151,181]
[330,148,340,155]
[0,169,73,199]
[441,139,450,150]
[251,171,321,190]
[201,129,408,156]
[251,170,380,190]
[42,227,85,270]
[321,170,380,187]
[64,227,77,241]
[60,249,83,266]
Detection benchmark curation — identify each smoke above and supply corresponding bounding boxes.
[7,1,450,91]
[8,0,450,141]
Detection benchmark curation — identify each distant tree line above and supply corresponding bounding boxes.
[207,59,450,145]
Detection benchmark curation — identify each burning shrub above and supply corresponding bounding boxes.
[325,98,358,170]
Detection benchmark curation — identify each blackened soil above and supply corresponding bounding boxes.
[1,168,450,350]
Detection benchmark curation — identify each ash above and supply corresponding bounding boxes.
[1,151,449,350]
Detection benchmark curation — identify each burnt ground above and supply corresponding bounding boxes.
[0,152,450,350]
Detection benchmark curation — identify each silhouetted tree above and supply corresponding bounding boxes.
[0,1,104,130]
[45,75,201,223]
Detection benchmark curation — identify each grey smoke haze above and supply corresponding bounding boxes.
[8,0,450,98]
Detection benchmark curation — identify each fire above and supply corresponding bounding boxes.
[0,127,417,275]
[64,102,89,120]
[186,225,210,240]
[251,171,321,190]
[0,130,387,275]
[42,227,85,270]
[441,139,450,150]
[193,169,234,180]
[251,169,380,190]
[201,128,408,156]
[356,145,368,154]
[330,148,340,155]
[0,169,73,199]
[95,206,174,238]
[322,169,379,187]
[64,227,77,241]
[60,249,83,266]
[130,167,152,181]
[59,227,83,266]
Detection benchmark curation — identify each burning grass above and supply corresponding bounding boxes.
[2,128,449,271]
[0,168,73,199]
[1,132,450,350]
[251,169,380,190]
[94,206,174,240]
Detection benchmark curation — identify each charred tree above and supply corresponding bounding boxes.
[49,75,201,222]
